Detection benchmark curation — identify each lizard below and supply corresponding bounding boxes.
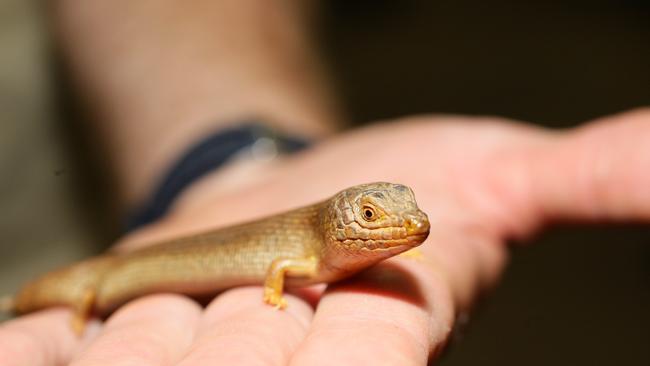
[0,182,430,334]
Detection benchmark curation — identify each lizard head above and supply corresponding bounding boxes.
[322,182,429,265]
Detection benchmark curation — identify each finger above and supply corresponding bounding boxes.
[0,308,95,366]
[69,294,201,366]
[176,286,314,366]
[506,108,650,230]
[290,232,507,365]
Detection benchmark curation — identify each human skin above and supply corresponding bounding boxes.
[50,0,341,206]
[2,0,647,364]
[0,109,649,365]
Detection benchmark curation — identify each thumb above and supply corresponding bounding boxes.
[525,108,650,227]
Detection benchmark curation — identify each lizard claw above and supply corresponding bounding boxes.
[263,287,287,309]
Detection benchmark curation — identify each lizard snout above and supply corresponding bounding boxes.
[404,212,430,236]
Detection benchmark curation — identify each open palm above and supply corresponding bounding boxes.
[1,109,648,365]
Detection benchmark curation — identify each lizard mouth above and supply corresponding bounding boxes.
[337,233,428,251]
[406,232,428,242]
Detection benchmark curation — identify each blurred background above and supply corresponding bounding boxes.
[0,0,648,364]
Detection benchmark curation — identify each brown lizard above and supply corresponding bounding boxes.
[0,182,430,334]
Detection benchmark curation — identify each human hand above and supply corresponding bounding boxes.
[1,109,648,365]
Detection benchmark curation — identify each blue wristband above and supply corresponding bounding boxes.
[126,122,310,231]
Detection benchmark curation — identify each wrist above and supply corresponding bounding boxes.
[125,122,313,232]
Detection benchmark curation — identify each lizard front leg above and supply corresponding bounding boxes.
[71,287,96,336]
[263,256,318,309]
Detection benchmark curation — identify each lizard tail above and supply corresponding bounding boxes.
[0,295,14,313]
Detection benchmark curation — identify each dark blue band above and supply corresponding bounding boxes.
[126,123,310,231]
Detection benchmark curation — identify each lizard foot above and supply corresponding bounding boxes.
[399,248,425,261]
[263,287,288,310]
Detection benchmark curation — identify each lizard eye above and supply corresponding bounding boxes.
[362,206,377,221]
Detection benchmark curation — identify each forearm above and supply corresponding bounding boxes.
[50,0,340,207]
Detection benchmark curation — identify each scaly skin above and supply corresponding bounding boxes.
[2,182,430,333]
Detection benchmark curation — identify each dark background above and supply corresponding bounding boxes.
[316,1,650,365]
[0,1,648,365]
